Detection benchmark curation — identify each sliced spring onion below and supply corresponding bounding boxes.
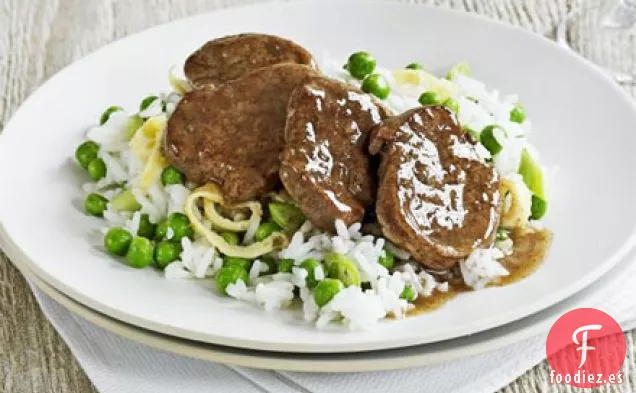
[111,189,141,212]
[139,96,159,112]
[100,106,123,125]
[324,252,361,287]
[518,149,546,199]
[480,125,505,156]
[446,61,471,80]
[268,202,305,232]
[125,115,145,141]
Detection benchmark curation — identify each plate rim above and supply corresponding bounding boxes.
[2,0,636,353]
[13,234,636,372]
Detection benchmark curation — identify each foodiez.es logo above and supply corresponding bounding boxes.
[546,308,626,388]
[572,324,602,368]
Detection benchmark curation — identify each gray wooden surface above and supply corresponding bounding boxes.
[1,0,636,392]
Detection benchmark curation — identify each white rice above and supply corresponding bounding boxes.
[164,184,190,214]
[165,237,220,279]
[102,203,130,228]
[124,211,142,235]
[79,55,553,330]
[86,111,130,152]
[249,259,267,282]
[460,248,508,290]
[242,216,260,245]
[314,265,325,281]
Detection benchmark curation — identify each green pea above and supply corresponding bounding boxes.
[405,62,424,70]
[361,73,390,100]
[155,220,169,241]
[530,195,548,220]
[223,256,252,271]
[100,106,123,125]
[418,91,441,106]
[400,285,417,302]
[104,227,133,256]
[111,189,141,212]
[254,222,281,242]
[87,158,107,181]
[443,97,459,113]
[313,278,343,307]
[300,258,323,288]
[137,214,156,239]
[268,203,305,232]
[155,241,182,269]
[166,212,194,242]
[277,258,294,273]
[220,231,240,245]
[125,115,145,140]
[216,265,249,295]
[324,253,361,287]
[139,95,159,112]
[75,141,100,169]
[480,125,504,156]
[378,249,395,270]
[84,193,108,217]
[125,237,155,268]
[161,166,185,186]
[510,104,526,123]
[344,51,377,80]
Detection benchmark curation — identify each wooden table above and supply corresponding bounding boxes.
[1,0,636,392]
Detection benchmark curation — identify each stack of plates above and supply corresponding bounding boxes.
[2,0,636,372]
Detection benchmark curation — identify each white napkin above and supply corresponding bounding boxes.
[29,254,636,393]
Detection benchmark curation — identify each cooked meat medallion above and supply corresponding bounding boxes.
[164,63,317,203]
[369,106,501,269]
[184,33,316,88]
[280,76,390,231]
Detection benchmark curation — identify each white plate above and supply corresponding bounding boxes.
[1,0,636,353]
[9,228,634,372]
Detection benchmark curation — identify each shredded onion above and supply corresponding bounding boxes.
[500,175,532,228]
[168,67,193,95]
[185,184,288,258]
[202,198,261,233]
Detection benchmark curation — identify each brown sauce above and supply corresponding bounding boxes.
[409,286,465,315]
[409,226,553,315]
[497,227,553,286]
